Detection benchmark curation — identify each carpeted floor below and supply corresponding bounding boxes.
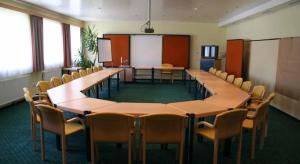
[0,81,300,164]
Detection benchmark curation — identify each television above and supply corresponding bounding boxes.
[201,45,219,59]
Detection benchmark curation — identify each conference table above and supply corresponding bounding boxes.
[46,67,250,164]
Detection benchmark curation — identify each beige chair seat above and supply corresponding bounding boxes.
[248,102,260,110]
[65,122,84,135]
[242,119,253,129]
[196,127,215,141]
[247,111,256,118]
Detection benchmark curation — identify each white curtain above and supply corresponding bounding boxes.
[70,25,81,63]
[43,18,64,69]
[0,7,32,79]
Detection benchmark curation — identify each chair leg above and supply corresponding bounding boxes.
[237,132,243,164]
[40,128,45,160]
[132,134,136,161]
[251,126,257,159]
[143,140,146,164]
[61,135,67,164]
[260,122,266,149]
[91,140,95,164]
[264,114,269,138]
[213,139,219,164]
[31,117,37,151]
[179,142,184,164]
[160,73,162,83]
[95,143,100,162]
[128,139,132,164]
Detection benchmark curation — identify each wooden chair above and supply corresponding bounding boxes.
[23,88,51,151]
[220,72,228,80]
[241,81,252,92]
[62,74,73,84]
[243,100,270,159]
[36,104,84,164]
[195,109,247,164]
[50,77,62,87]
[226,75,235,83]
[233,78,243,87]
[160,63,174,84]
[36,81,51,95]
[86,113,135,164]
[92,66,102,72]
[208,67,215,74]
[140,113,187,164]
[211,68,217,75]
[247,85,266,109]
[79,69,87,77]
[71,72,80,79]
[86,68,93,74]
[215,70,222,77]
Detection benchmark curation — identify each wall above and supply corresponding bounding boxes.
[225,3,300,119]
[86,20,226,69]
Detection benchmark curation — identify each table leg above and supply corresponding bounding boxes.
[151,68,154,84]
[96,84,100,98]
[188,75,192,92]
[117,72,120,91]
[183,70,186,85]
[133,67,136,82]
[187,113,195,164]
[108,77,111,99]
[194,80,198,99]
[84,111,91,162]
[56,134,61,150]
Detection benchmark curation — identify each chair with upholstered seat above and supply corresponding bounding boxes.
[233,78,243,87]
[247,85,266,109]
[36,81,51,95]
[71,71,80,79]
[160,63,174,84]
[86,113,135,164]
[79,69,87,77]
[215,70,222,77]
[226,75,235,83]
[241,81,252,92]
[220,72,228,80]
[93,66,102,72]
[23,88,51,151]
[208,67,215,74]
[62,74,73,84]
[36,104,84,164]
[50,77,62,87]
[196,109,247,164]
[140,113,187,164]
[86,68,93,74]
[243,100,270,159]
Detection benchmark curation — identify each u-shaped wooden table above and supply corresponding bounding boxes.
[47,68,250,164]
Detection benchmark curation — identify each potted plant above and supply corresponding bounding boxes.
[82,25,98,66]
[74,50,93,68]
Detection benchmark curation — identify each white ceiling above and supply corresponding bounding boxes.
[22,0,277,23]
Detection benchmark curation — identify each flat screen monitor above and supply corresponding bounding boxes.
[201,45,219,59]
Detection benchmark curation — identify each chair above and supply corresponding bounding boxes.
[71,72,80,79]
[36,81,51,95]
[208,67,215,74]
[241,81,252,92]
[62,74,73,84]
[195,109,247,164]
[36,104,84,164]
[93,66,102,72]
[50,77,62,87]
[220,72,228,80]
[243,100,270,159]
[226,75,235,83]
[233,78,243,87]
[160,63,174,84]
[86,68,93,74]
[23,88,51,151]
[140,114,187,164]
[79,69,87,77]
[86,113,135,164]
[211,68,217,75]
[247,85,266,109]
[215,70,222,77]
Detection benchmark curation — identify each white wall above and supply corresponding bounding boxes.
[86,20,226,69]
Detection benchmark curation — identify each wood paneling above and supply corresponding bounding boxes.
[103,34,130,67]
[162,35,190,68]
[226,39,244,77]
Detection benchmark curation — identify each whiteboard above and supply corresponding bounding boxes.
[97,38,112,62]
[249,40,279,91]
[130,35,162,67]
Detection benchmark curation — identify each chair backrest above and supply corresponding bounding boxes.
[220,72,228,80]
[93,66,102,72]
[36,81,51,93]
[226,75,235,83]
[214,109,247,139]
[36,104,65,135]
[50,77,62,87]
[208,67,214,73]
[252,100,269,125]
[215,70,222,77]
[161,63,173,73]
[79,70,87,77]
[62,74,73,83]
[251,85,266,99]
[140,114,187,143]
[86,113,135,142]
[266,92,276,102]
[211,68,217,75]
[86,68,93,74]
[23,88,37,118]
[241,81,252,92]
[71,72,80,79]
[233,78,243,87]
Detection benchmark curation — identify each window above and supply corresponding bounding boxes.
[0,7,32,78]
[43,18,64,69]
[70,25,81,63]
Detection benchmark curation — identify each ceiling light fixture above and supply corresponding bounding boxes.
[141,0,154,33]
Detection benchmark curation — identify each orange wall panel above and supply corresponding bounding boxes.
[162,35,190,68]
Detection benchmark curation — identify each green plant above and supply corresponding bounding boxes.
[82,26,98,65]
[74,50,93,68]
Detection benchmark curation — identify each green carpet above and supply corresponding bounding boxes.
[0,82,300,163]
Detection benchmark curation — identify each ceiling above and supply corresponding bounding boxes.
[22,0,273,22]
